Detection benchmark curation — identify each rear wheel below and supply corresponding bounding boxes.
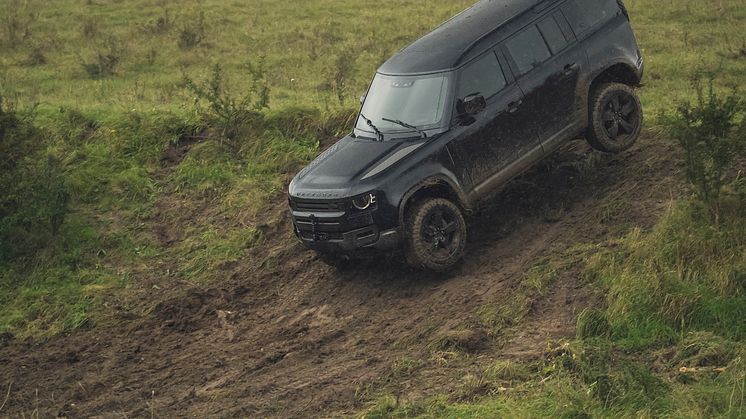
[404,197,466,272]
[586,82,643,153]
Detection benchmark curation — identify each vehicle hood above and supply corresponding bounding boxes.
[291,135,425,193]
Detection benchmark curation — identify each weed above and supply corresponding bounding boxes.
[483,360,533,383]
[672,331,739,369]
[1,1,36,48]
[145,48,157,66]
[81,36,123,79]
[390,357,424,379]
[143,9,172,35]
[576,308,611,339]
[80,17,98,39]
[474,294,530,337]
[324,50,356,106]
[662,74,746,224]
[180,227,262,280]
[522,263,559,295]
[0,98,70,262]
[457,372,492,401]
[177,11,205,50]
[183,63,269,141]
[19,48,46,67]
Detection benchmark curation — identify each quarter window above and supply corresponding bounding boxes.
[563,0,618,35]
[505,26,551,75]
[538,17,568,54]
[457,52,507,100]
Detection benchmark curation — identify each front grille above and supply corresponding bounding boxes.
[292,199,346,212]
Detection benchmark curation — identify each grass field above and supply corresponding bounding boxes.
[1,0,745,416]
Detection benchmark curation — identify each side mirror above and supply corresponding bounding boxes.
[459,93,486,115]
[456,93,486,125]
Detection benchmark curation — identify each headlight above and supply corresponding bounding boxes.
[352,193,376,210]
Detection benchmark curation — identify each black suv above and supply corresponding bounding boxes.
[289,0,644,271]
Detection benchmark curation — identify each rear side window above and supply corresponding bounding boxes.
[537,16,568,54]
[505,26,551,75]
[457,52,507,99]
[563,0,619,36]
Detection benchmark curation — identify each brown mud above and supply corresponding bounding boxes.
[0,134,683,418]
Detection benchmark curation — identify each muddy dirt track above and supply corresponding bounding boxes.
[0,135,682,418]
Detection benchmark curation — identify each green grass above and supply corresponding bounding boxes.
[363,194,746,418]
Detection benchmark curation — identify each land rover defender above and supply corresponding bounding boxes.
[289,0,644,271]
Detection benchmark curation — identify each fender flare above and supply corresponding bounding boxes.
[397,174,471,227]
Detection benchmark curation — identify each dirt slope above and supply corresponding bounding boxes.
[0,135,682,418]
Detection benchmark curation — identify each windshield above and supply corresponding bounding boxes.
[356,73,450,137]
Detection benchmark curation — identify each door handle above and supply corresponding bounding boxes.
[507,100,522,113]
[563,63,577,75]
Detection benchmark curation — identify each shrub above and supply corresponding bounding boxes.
[183,63,269,142]
[0,98,70,262]
[663,76,746,223]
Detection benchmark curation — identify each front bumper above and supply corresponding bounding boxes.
[289,197,400,253]
[293,223,400,252]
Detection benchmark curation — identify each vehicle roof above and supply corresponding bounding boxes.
[377,0,551,75]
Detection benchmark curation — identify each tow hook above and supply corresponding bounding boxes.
[310,214,328,241]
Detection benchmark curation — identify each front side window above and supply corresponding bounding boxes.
[505,25,551,75]
[356,73,450,137]
[457,52,507,100]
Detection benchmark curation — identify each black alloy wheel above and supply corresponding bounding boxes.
[602,91,639,140]
[404,197,466,271]
[586,82,643,153]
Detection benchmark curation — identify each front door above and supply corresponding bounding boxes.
[448,50,541,195]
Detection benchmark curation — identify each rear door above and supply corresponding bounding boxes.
[502,11,589,151]
[448,50,540,193]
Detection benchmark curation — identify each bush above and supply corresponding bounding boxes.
[183,62,269,142]
[663,76,746,223]
[0,98,70,262]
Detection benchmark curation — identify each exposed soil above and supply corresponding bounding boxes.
[0,134,685,418]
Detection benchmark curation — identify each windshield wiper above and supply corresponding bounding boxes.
[359,113,384,142]
[381,117,427,139]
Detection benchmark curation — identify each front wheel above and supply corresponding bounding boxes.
[404,197,467,272]
[586,82,643,153]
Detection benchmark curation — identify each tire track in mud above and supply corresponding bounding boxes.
[0,136,682,417]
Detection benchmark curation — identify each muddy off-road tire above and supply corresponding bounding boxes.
[404,197,466,272]
[586,82,643,153]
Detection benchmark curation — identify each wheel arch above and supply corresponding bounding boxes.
[398,175,470,227]
[590,62,641,93]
